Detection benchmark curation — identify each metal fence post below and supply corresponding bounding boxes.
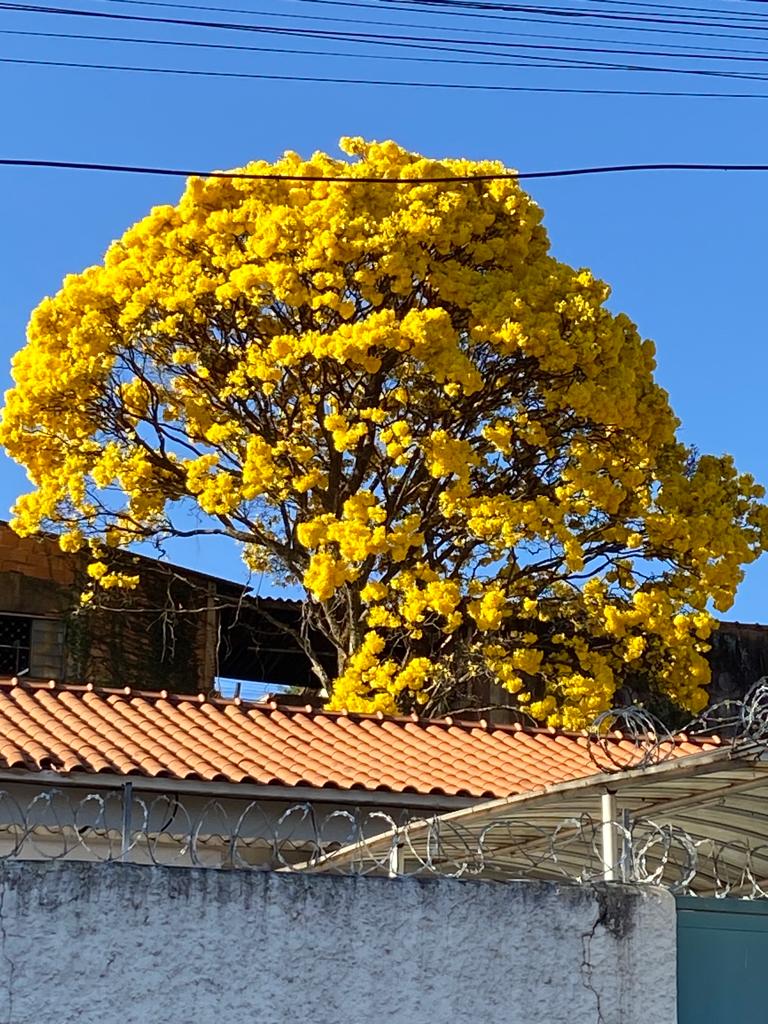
[601,790,618,882]
[388,840,404,878]
[121,781,133,862]
[621,807,632,882]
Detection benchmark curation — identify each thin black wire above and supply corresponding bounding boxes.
[9,0,768,47]
[393,0,768,25]
[0,26,610,67]
[375,0,768,29]
[220,0,768,18]
[9,52,768,86]
[554,0,765,12]
[7,3,768,77]
[99,0,768,53]
[6,0,765,45]
[101,0,768,28]
[518,0,768,13]
[11,20,768,62]
[7,157,768,180]
[0,40,627,71]
[7,0,768,42]
[293,0,768,40]
[0,6,626,76]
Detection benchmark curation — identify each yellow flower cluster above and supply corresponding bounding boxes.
[296,492,424,602]
[2,136,766,724]
[325,631,433,714]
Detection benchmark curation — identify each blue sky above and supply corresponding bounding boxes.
[1,0,767,621]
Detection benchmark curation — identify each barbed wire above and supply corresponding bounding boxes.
[1,786,767,897]
[586,676,768,772]
[4,683,768,893]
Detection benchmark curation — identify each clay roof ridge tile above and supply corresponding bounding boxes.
[7,681,582,737]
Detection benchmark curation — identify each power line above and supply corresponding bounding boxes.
[7,3,768,78]
[507,0,767,14]
[395,0,768,25]
[370,0,768,30]
[0,27,609,68]
[7,0,768,44]
[8,0,766,44]
[293,0,768,40]
[103,0,768,24]
[8,52,768,89]
[516,0,768,13]
[7,157,768,181]
[0,40,643,73]
[206,0,768,18]
[555,0,764,13]
[98,0,768,54]
[12,23,768,67]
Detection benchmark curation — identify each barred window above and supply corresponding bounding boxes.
[0,615,32,676]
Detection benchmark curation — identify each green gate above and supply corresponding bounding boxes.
[678,897,768,1021]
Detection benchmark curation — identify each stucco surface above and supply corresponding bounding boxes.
[0,862,676,1024]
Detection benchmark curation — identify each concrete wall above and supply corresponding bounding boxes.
[0,861,676,1024]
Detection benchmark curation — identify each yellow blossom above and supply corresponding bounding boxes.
[1,136,765,724]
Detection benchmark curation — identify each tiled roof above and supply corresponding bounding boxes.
[0,679,722,799]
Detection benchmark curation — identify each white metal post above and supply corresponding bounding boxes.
[601,791,618,882]
[121,781,133,863]
[388,841,404,878]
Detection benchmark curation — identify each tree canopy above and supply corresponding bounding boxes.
[2,138,766,727]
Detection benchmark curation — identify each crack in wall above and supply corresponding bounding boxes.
[580,885,638,1023]
[580,909,606,1024]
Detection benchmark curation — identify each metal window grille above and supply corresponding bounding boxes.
[0,615,31,676]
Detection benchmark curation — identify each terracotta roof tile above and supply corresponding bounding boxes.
[0,679,723,798]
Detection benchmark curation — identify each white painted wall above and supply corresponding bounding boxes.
[0,862,676,1024]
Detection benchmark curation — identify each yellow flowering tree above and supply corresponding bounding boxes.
[2,138,766,726]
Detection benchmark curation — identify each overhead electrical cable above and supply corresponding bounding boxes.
[390,0,768,24]
[478,0,768,15]
[4,0,765,40]
[0,27,604,68]
[7,53,768,91]
[6,0,768,37]
[6,0,767,46]
[104,0,768,22]
[283,0,768,40]
[264,0,768,18]
[466,0,768,14]
[8,157,768,180]
[5,0,765,43]
[6,2,768,76]
[357,0,768,28]
[12,20,768,63]
[97,0,768,54]
[3,46,768,79]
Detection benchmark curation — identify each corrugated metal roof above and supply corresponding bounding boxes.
[305,740,768,895]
